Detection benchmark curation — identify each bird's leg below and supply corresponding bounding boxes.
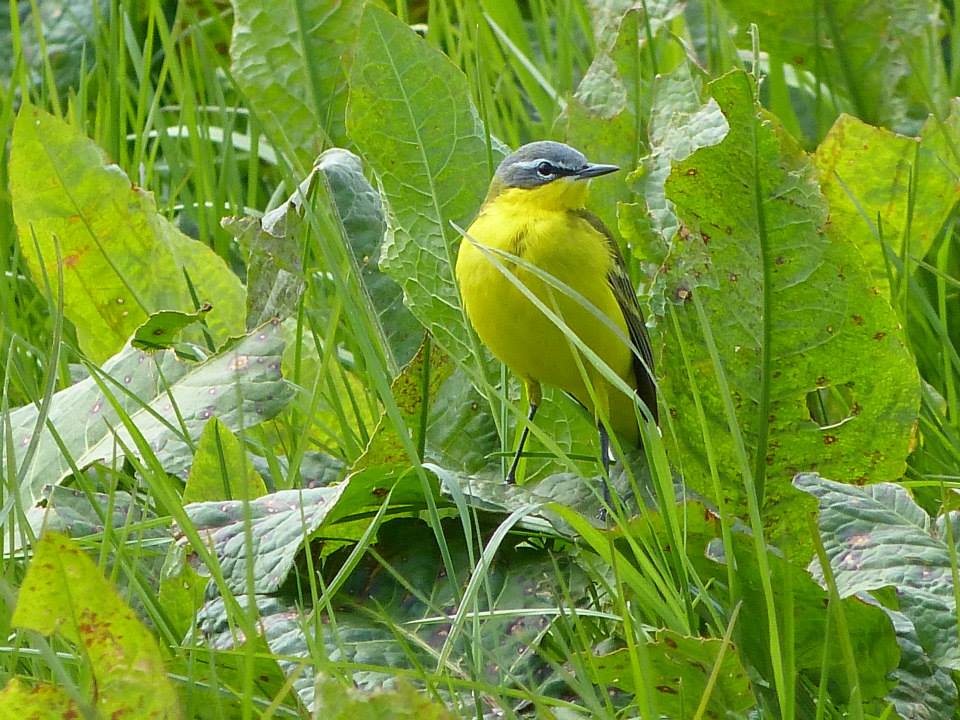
[506,381,542,484]
[598,422,612,521]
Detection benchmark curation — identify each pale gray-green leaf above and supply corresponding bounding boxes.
[796,472,960,669]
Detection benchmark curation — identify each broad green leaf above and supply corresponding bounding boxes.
[429,460,649,535]
[354,340,454,470]
[132,305,212,352]
[625,66,729,312]
[312,676,453,720]
[640,70,919,555]
[319,148,422,366]
[626,497,898,703]
[884,607,958,719]
[425,367,501,474]
[560,9,652,232]
[346,4,502,365]
[12,533,182,719]
[222,157,317,328]
[225,148,421,364]
[9,105,245,362]
[561,4,686,231]
[720,0,948,134]
[71,320,291,480]
[197,518,590,713]
[26,485,158,541]
[588,631,755,717]
[0,678,80,717]
[6,320,291,511]
[814,113,960,296]
[796,473,960,669]
[7,343,183,507]
[585,0,684,46]
[183,418,267,503]
[229,0,360,160]
[5,0,96,97]
[181,466,437,594]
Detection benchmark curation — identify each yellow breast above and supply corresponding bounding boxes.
[455,182,639,440]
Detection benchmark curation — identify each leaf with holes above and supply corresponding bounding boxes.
[630,70,919,557]
[132,305,213,352]
[26,485,160,542]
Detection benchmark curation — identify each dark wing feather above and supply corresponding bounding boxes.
[574,209,659,424]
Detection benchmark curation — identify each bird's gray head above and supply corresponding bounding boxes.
[493,141,619,189]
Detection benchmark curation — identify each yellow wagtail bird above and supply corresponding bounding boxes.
[456,141,658,501]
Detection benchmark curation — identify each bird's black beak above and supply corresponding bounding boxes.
[576,163,620,180]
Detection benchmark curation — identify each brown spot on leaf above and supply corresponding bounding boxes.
[823,435,837,445]
[851,314,864,325]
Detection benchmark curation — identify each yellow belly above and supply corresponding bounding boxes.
[456,204,639,442]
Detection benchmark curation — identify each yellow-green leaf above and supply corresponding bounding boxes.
[13,533,182,719]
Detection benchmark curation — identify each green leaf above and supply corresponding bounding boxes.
[884,607,958,719]
[346,4,502,365]
[813,112,960,296]
[720,0,948,133]
[7,320,291,511]
[182,466,437,594]
[12,533,182,719]
[9,104,245,362]
[796,472,960,669]
[229,0,360,159]
[196,518,590,712]
[26,485,158,541]
[588,631,755,717]
[5,0,96,98]
[0,678,81,718]
[559,9,651,232]
[222,162,316,327]
[183,417,267,503]
[429,460,649,535]
[625,65,729,313]
[639,70,919,555]
[132,305,213,351]
[624,495,898,703]
[354,339,454,471]
[312,676,453,720]
[319,148,422,365]
[425,367,501,474]
[225,147,422,365]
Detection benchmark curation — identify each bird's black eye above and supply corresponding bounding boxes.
[536,161,553,177]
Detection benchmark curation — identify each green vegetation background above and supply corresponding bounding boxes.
[0,0,959,718]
